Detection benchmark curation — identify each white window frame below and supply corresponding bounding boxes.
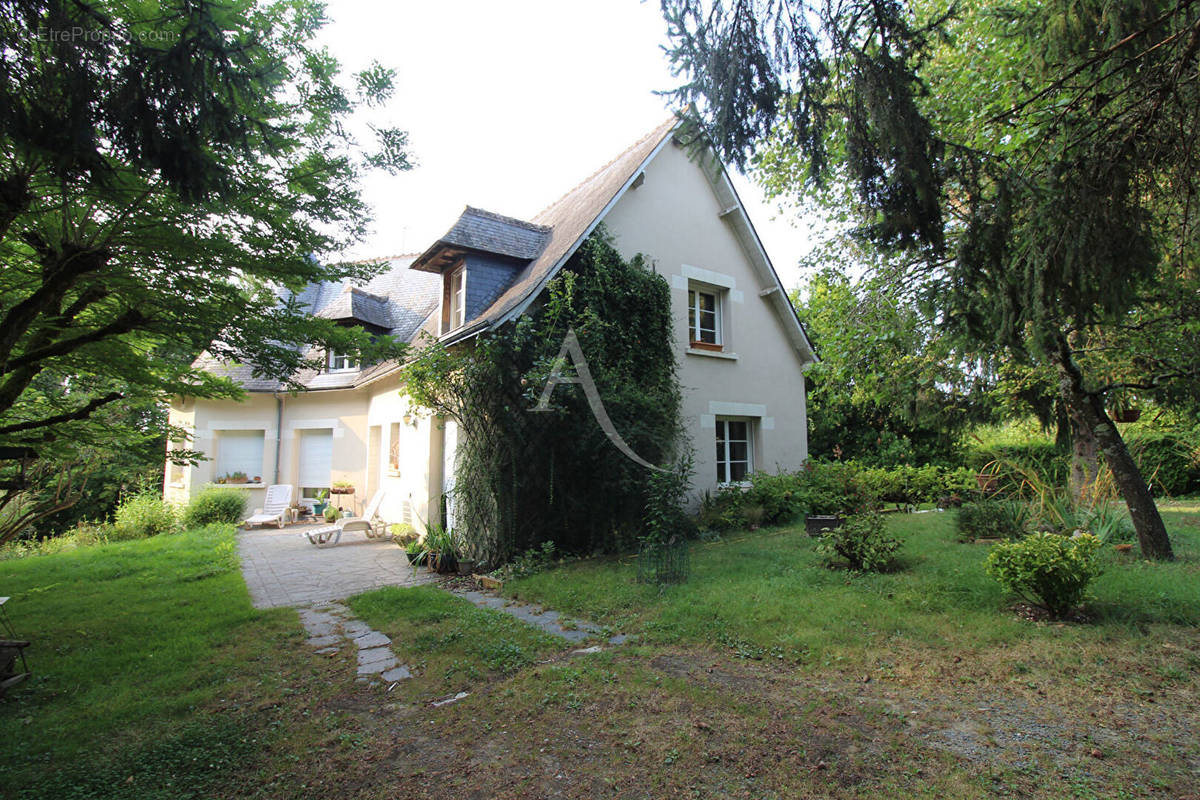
[688,284,723,347]
[214,430,266,483]
[715,417,753,485]
[327,351,357,373]
[388,421,401,475]
[445,265,466,333]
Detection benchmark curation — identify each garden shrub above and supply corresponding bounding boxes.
[986,532,1103,618]
[110,492,179,540]
[817,512,901,572]
[1078,503,1135,544]
[183,488,247,528]
[956,499,1031,542]
[858,464,977,508]
[964,442,1068,488]
[1127,434,1200,496]
[389,523,418,544]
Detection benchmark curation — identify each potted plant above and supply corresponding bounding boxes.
[330,479,355,495]
[420,523,458,574]
[404,538,425,565]
[312,489,329,518]
[227,471,249,484]
[323,505,341,523]
[1108,391,1141,423]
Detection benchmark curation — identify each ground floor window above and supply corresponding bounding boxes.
[214,429,265,482]
[715,417,753,484]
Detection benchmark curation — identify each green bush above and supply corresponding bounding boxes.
[1128,434,1200,496]
[817,512,901,572]
[111,492,179,541]
[964,442,1068,488]
[986,532,1103,618]
[390,522,418,544]
[956,499,1031,542]
[1078,503,1135,544]
[182,488,247,528]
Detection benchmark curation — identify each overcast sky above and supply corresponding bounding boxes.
[319,0,816,289]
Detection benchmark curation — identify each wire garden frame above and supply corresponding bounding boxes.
[637,535,690,585]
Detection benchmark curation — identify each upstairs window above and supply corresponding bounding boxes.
[444,266,466,333]
[688,285,723,349]
[327,352,357,372]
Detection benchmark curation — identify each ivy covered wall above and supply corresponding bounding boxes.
[404,228,687,565]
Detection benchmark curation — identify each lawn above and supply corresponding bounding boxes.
[2,509,1198,799]
[0,525,346,799]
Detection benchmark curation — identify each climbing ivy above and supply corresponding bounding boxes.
[404,228,687,566]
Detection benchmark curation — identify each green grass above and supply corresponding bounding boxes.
[507,508,1200,665]
[0,525,312,799]
[348,585,563,696]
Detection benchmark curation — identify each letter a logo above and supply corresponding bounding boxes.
[531,328,666,472]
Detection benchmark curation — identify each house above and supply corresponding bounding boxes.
[164,118,817,529]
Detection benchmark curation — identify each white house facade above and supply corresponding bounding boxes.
[165,118,817,530]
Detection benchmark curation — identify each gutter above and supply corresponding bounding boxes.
[273,393,284,484]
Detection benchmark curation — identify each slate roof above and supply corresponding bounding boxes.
[412,207,551,271]
[198,114,814,393]
[196,255,440,392]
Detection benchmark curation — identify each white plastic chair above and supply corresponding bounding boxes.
[305,490,388,546]
[243,484,293,529]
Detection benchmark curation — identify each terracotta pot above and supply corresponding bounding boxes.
[976,473,1000,492]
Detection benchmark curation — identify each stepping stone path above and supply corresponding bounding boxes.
[450,588,630,646]
[297,603,413,684]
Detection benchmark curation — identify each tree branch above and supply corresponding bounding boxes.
[2,310,148,373]
[0,392,124,437]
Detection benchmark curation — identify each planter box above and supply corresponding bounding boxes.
[330,487,355,495]
[805,515,844,536]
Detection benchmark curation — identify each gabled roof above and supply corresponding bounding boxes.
[433,117,817,365]
[411,207,551,272]
[440,116,682,343]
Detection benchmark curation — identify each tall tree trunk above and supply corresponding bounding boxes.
[1068,408,1099,503]
[1049,336,1173,559]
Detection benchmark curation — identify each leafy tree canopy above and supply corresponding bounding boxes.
[660,0,1200,558]
[0,0,412,539]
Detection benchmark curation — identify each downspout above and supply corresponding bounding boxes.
[273,393,284,485]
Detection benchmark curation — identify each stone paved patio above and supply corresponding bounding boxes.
[238,523,433,609]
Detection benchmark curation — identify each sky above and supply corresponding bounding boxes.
[318,0,817,290]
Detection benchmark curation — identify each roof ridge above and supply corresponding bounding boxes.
[331,253,422,266]
[531,116,679,222]
[462,206,551,233]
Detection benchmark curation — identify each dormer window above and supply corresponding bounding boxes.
[444,265,466,333]
[327,352,357,372]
